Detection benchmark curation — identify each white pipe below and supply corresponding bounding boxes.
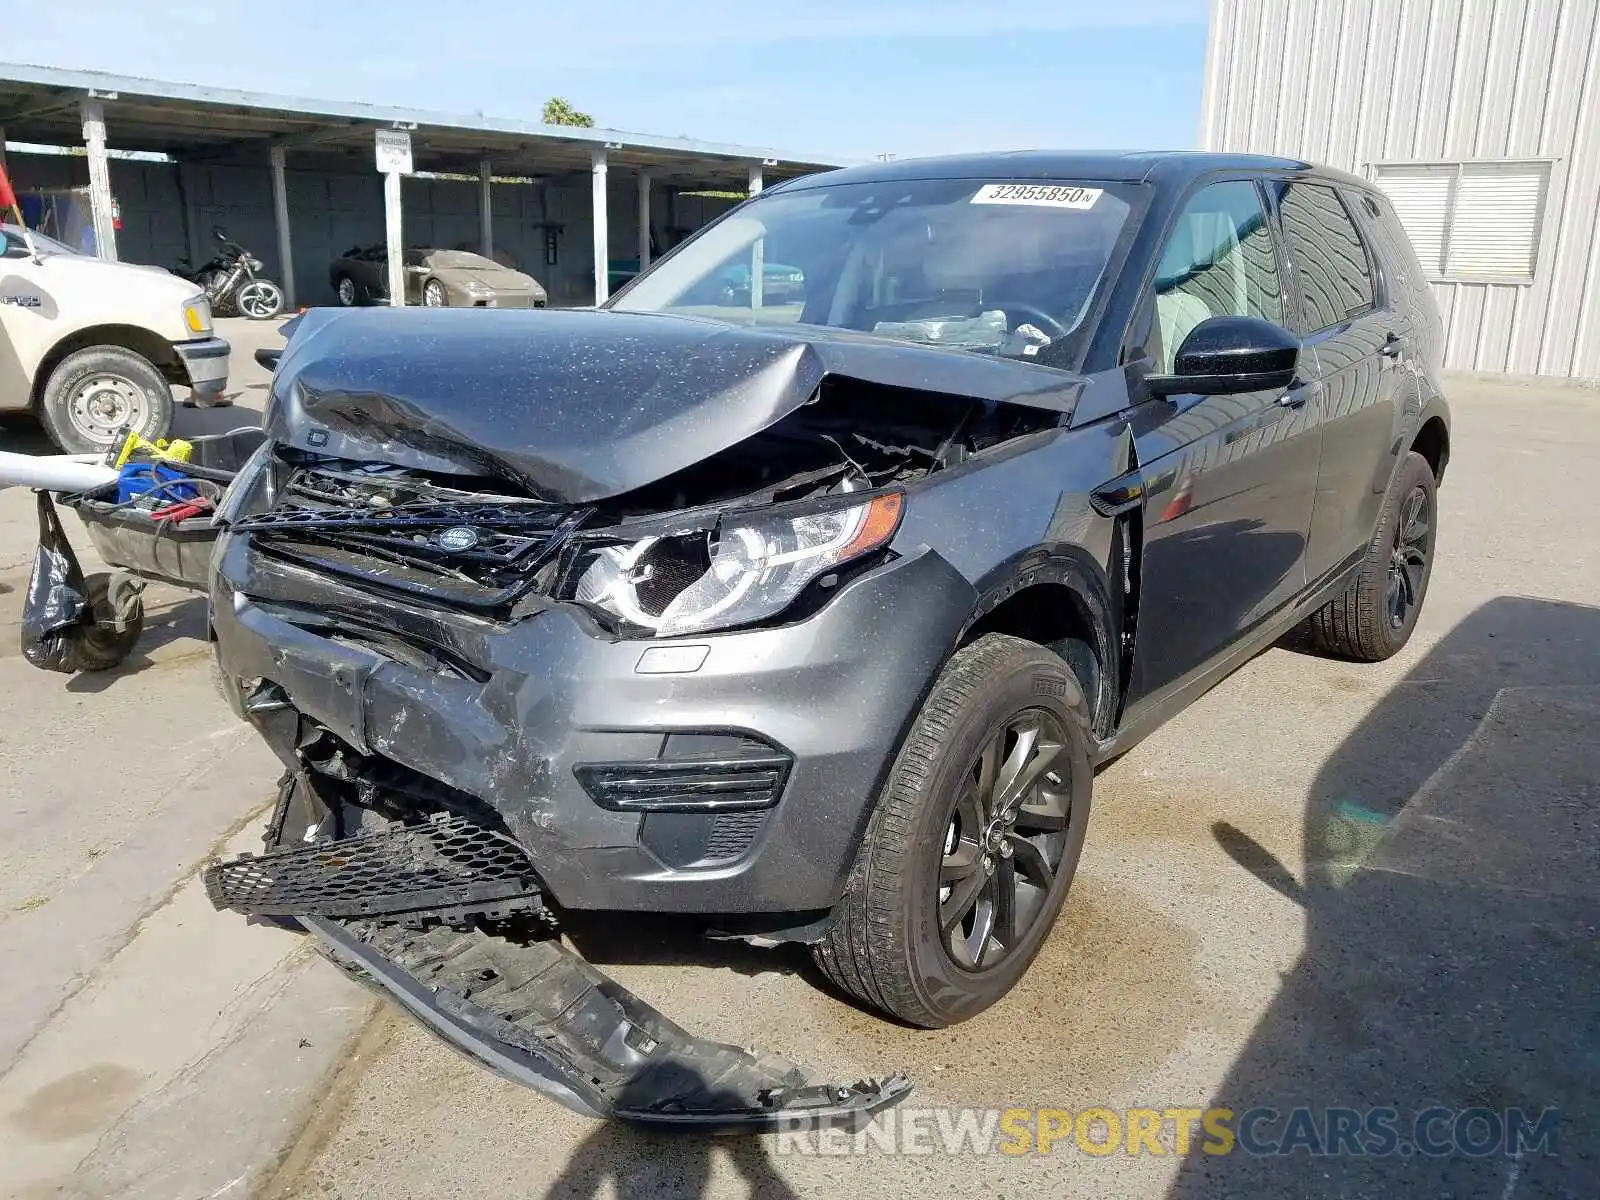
[0,451,118,492]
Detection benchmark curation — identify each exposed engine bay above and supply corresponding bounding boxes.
[230,374,1057,637]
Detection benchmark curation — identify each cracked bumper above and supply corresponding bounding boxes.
[211,532,976,914]
[299,915,910,1131]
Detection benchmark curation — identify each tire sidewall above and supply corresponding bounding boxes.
[899,642,1094,1023]
[39,347,174,453]
[1374,452,1437,653]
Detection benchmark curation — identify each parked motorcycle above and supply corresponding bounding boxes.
[174,228,285,320]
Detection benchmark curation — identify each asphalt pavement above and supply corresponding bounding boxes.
[1,332,1594,1198]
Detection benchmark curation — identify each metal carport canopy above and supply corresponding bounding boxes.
[0,62,850,303]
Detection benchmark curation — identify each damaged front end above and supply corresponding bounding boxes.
[203,307,1078,1130]
[205,775,906,1130]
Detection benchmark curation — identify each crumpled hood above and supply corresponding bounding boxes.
[265,307,1082,503]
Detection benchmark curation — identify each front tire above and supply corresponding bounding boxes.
[38,346,174,453]
[422,278,449,307]
[335,275,359,307]
[812,633,1093,1027]
[1307,450,1437,661]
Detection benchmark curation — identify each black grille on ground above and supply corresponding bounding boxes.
[575,755,792,813]
[203,813,542,922]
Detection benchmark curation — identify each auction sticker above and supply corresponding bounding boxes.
[970,183,1103,209]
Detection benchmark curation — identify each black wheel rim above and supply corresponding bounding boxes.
[936,708,1072,972]
[1385,484,1430,629]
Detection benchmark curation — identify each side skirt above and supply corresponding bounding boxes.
[1093,560,1361,766]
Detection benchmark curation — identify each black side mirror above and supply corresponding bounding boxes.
[1148,315,1300,397]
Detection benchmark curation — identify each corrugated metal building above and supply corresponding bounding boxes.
[1200,0,1600,380]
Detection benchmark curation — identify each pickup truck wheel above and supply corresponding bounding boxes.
[812,633,1093,1028]
[1308,450,1437,661]
[38,346,174,454]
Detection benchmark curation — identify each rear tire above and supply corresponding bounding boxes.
[1308,450,1437,661]
[812,634,1094,1028]
[38,346,174,454]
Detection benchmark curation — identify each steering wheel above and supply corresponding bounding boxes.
[988,301,1071,339]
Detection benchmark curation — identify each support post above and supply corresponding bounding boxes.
[269,145,296,308]
[80,99,118,261]
[479,159,493,258]
[747,164,764,310]
[179,159,203,270]
[384,171,404,305]
[591,146,608,306]
[637,171,651,271]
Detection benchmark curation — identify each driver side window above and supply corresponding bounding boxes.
[1150,180,1285,372]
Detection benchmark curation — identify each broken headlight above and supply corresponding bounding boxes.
[573,491,904,637]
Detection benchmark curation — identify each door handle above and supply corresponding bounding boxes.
[1380,332,1405,358]
[1276,377,1321,408]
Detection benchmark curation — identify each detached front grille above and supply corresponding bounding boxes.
[203,813,543,923]
[238,470,592,608]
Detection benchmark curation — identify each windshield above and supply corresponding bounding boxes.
[2,225,79,256]
[611,178,1139,366]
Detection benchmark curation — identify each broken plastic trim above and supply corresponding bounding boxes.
[304,916,912,1132]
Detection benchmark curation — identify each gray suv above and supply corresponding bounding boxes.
[203,151,1450,1129]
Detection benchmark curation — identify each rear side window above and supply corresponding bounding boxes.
[1273,183,1376,334]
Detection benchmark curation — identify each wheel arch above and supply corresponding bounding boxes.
[1410,412,1450,486]
[31,324,179,408]
[958,544,1122,738]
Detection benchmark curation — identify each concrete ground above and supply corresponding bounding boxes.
[2,339,1595,1197]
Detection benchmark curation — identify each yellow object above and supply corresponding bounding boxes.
[112,432,194,469]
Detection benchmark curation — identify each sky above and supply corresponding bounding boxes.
[5,1,1212,161]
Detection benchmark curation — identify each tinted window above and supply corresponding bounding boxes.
[1274,183,1375,333]
[614,178,1139,368]
[1149,180,1284,372]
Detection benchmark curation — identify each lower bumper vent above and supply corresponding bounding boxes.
[575,754,792,813]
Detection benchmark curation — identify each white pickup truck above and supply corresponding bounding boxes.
[0,223,230,452]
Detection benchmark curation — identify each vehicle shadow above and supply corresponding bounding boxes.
[561,911,814,982]
[1168,596,1600,1197]
[543,1072,800,1199]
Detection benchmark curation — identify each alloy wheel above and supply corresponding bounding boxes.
[68,373,149,444]
[1385,484,1430,629]
[337,277,357,306]
[936,709,1072,971]
[423,280,447,307]
[237,280,283,319]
